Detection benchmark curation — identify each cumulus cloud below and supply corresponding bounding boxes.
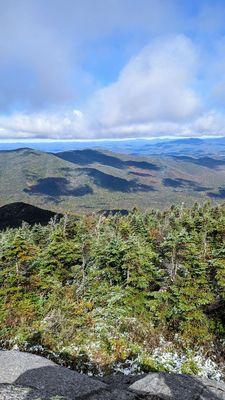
[1,33,225,140]
[0,109,88,139]
[1,0,225,139]
[89,35,200,129]
[0,0,185,113]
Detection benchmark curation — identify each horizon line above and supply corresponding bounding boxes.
[0,135,224,143]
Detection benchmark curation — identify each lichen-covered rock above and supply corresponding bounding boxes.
[0,383,67,400]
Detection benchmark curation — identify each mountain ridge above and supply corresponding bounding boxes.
[0,147,225,212]
[0,202,61,230]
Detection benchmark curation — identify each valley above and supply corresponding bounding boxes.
[1,147,225,213]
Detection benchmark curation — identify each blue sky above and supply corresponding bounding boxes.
[1,0,225,139]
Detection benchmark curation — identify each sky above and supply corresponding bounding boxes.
[1,0,225,140]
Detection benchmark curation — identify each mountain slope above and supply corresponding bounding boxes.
[0,202,61,230]
[1,147,225,212]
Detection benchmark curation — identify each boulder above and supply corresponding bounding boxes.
[1,351,225,399]
[129,372,225,400]
[0,383,56,400]
[0,350,107,399]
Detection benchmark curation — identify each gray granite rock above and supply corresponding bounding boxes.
[86,388,139,400]
[0,351,56,383]
[0,351,106,399]
[129,372,225,400]
[1,351,225,400]
[199,379,225,400]
[0,383,66,400]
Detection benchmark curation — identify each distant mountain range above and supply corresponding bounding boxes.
[1,137,225,157]
[0,147,225,212]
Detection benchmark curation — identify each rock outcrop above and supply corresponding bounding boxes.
[0,350,225,399]
[130,372,225,399]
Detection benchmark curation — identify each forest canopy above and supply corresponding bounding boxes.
[0,203,225,378]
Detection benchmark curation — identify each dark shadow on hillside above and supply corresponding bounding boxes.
[208,187,225,199]
[56,149,160,171]
[125,160,160,171]
[56,149,124,168]
[163,178,210,192]
[0,202,62,230]
[24,177,93,197]
[129,171,153,177]
[173,155,225,169]
[80,168,155,192]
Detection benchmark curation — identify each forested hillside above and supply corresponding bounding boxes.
[0,202,61,230]
[1,203,225,379]
[2,148,225,212]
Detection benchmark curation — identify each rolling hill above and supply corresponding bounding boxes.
[0,202,61,230]
[0,147,225,212]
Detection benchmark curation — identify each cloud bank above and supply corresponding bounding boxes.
[0,0,225,139]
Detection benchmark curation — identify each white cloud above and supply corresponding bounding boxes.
[89,35,201,130]
[0,110,88,139]
[192,111,225,135]
[0,34,225,139]
[0,0,186,112]
[1,108,225,140]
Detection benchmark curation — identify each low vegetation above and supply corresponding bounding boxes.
[0,203,225,379]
